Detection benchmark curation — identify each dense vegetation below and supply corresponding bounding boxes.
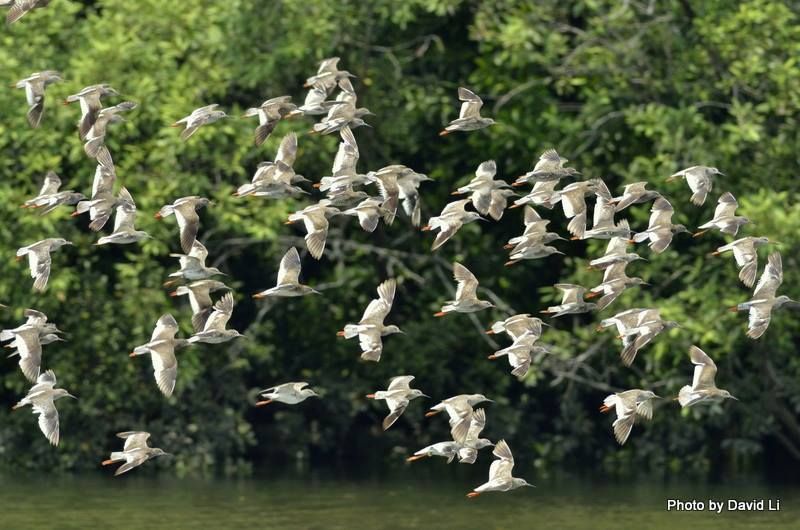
[0,0,798,479]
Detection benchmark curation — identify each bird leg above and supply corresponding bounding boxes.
[692,230,708,238]
[503,260,517,267]
[599,404,611,413]
[487,354,497,360]
[336,330,346,337]
[424,410,441,418]
[255,399,273,407]
[438,130,450,136]
[433,311,447,317]
[466,491,481,499]
[101,459,120,466]
[365,394,376,399]
[406,454,428,462]
[585,291,600,299]
[707,251,720,257]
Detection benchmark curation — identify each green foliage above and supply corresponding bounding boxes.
[0,0,798,477]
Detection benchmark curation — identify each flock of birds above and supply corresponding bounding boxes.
[3,9,799,496]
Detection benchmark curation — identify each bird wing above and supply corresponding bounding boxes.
[453,263,479,301]
[601,262,627,283]
[276,247,302,286]
[332,126,359,176]
[150,314,179,342]
[689,345,717,391]
[533,149,564,173]
[636,398,654,421]
[382,398,409,430]
[276,133,298,167]
[523,206,543,226]
[188,240,209,263]
[35,402,61,446]
[39,171,62,196]
[16,329,42,382]
[439,199,470,217]
[175,203,201,254]
[488,440,514,480]
[387,375,414,391]
[204,293,234,331]
[463,408,487,443]
[648,197,674,229]
[747,303,773,339]
[113,192,138,233]
[555,284,583,305]
[150,343,178,397]
[753,252,782,299]
[713,192,738,220]
[457,87,483,119]
[118,431,151,452]
[605,237,629,256]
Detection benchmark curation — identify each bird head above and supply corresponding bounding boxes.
[709,167,725,176]
[478,301,495,311]
[303,388,320,398]
[470,394,494,405]
[639,390,660,401]
[54,389,77,401]
[720,390,738,401]
[474,438,494,449]
[409,389,429,400]
[383,325,404,336]
[512,478,535,489]
[54,239,73,249]
[151,448,171,458]
[673,224,690,234]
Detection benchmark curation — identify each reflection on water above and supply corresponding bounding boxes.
[0,471,797,529]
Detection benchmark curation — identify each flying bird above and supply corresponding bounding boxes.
[439,87,495,135]
[13,70,62,127]
[677,346,737,407]
[667,165,723,206]
[252,247,319,299]
[631,197,688,253]
[731,252,799,339]
[170,280,230,332]
[83,101,138,169]
[155,196,212,253]
[256,382,318,406]
[102,432,170,476]
[21,171,85,215]
[513,149,579,185]
[541,284,596,317]
[130,314,189,397]
[12,370,76,446]
[708,236,772,288]
[455,408,494,464]
[172,104,228,140]
[16,238,72,292]
[165,240,225,285]
[693,192,750,237]
[610,182,661,212]
[187,293,243,344]
[486,314,547,342]
[242,96,300,145]
[452,160,514,221]
[365,376,428,430]
[599,389,659,445]
[466,440,533,498]
[96,187,151,245]
[422,199,484,251]
[487,334,549,378]
[426,393,493,444]
[434,263,494,316]
[285,200,340,259]
[64,84,120,140]
[337,279,402,362]
[598,308,679,366]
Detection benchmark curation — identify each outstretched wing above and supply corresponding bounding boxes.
[689,345,717,391]
[453,263,479,302]
[276,247,301,286]
[753,252,782,299]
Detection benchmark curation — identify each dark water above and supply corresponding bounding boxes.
[0,473,797,529]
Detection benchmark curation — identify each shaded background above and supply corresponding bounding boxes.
[1,0,799,488]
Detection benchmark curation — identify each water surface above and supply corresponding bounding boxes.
[0,473,796,529]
